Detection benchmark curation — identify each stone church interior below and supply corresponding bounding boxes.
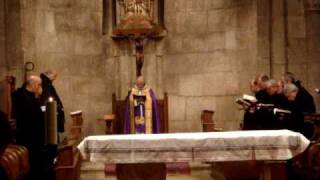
[1,0,320,179]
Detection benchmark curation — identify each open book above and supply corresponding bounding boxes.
[236,94,292,115]
[235,94,258,110]
[242,94,257,103]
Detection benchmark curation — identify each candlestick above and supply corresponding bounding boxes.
[46,97,58,145]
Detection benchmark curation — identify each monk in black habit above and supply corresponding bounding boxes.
[281,72,316,139]
[13,75,56,180]
[281,72,316,113]
[40,70,65,136]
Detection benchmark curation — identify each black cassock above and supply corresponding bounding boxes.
[243,90,288,130]
[40,73,65,133]
[13,87,44,152]
[294,81,316,113]
[13,87,56,180]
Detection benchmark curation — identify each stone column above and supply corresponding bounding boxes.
[271,0,288,78]
[5,0,24,84]
[305,0,320,108]
[0,0,6,78]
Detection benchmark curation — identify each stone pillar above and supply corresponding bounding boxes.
[257,0,272,75]
[271,0,288,78]
[305,0,320,109]
[5,0,24,84]
[0,0,6,79]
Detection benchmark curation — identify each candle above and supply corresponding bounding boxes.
[140,104,143,117]
[46,97,58,145]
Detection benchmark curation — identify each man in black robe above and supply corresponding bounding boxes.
[282,72,316,113]
[282,84,309,134]
[13,75,45,179]
[243,74,270,130]
[254,74,270,102]
[40,70,65,139]
[282,72,316,140]
[259,79,288,129]
[14,75,56,180]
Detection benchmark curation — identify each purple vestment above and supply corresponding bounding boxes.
[124,88,160,134]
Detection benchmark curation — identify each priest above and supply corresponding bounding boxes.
[124,76,160,134]
[119,76,165,180]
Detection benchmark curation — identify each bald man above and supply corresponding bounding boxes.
[124,76,160,134]
[13,75,49,179]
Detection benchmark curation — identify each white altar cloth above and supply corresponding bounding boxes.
[78,130,309,164]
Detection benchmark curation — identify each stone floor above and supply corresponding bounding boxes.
[80,161,223,180]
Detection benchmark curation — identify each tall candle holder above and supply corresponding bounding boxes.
[45,97,58,145]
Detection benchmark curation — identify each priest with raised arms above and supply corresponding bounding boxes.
[124,75,160,134]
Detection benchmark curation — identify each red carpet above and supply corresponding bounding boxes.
[105,162,191,176]
[166,162,191,175]
[104,164,116,176]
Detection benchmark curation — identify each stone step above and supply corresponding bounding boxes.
[81,161,211,171]
[81,161,105,171]
[80,161,216,180]
[80,161,107,180]
[80,171,108,180]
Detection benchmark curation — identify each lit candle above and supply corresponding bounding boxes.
[46,97,58,145]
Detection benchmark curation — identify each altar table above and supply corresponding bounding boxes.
[78,130,310,180]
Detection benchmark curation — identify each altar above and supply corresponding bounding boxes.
[78,130,309,179]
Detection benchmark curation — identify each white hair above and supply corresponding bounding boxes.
[44,70,57,76]
[266,79,278,88]
[283,83,298,96]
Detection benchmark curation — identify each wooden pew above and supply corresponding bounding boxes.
[303,113,320,179]
[0,145,29,179]
[56,141,81,180]
[55,111,83,180]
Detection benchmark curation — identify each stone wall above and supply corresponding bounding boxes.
[19,0,110,135]
[0,0,6,113]
[2,0,320,136]
[6,0,23,84]
[305,2,320,110]
[0,0,6,79]
[162,0,258,132]
[257,0,320,111]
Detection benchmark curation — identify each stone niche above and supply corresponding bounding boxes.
[110,0,166,36]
